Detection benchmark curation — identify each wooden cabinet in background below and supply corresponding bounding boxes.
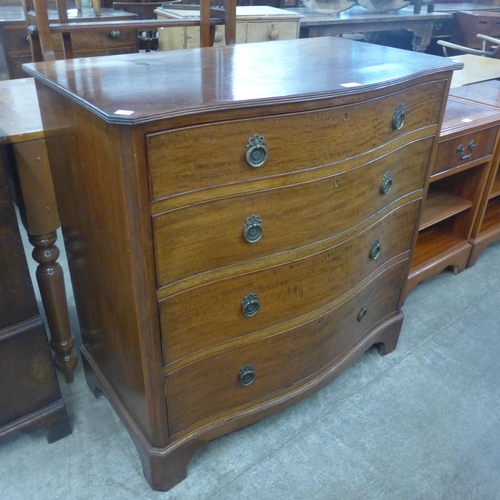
[0,6,138,79]
[155,5,301,50]
[25,38,459,491]
[0,155,71,443]
[448,80,500,267]
[452,11,500,51]
[406,93,500,296]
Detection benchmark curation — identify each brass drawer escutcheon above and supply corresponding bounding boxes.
[243,215,263,243]
[242,293,260,317]
[245,135,268,168]
[239,365,256,386]
[392,104,405,130]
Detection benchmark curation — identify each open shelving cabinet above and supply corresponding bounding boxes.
[406,93,500,297]
[448,81,500,268]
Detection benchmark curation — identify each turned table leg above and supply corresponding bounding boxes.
[12,139,78,383]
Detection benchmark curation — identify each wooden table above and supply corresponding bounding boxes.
[1,139,71,443]
[448,53,500,87]
[291,5,453,51]
[0,77,77,383]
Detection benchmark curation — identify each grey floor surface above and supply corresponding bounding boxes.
[2,229,500,500]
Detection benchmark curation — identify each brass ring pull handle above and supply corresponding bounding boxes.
[357,307,368,322]
[109,30,122,39]
[243,215,263,243]
[245,135,268,168]
[392,104,405,130]
[370,239,381,260]
[457,140,476,160]
[380,171,392,195]
[242,293,260,317]
[239,365,256,386]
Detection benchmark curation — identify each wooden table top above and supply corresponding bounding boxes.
[0,78,43,144]
[448,54,500,88]
[0,6,137,25]
[450,79,500,108]
[441,94,500,138]
[23,37,462,125]
[433,2,500,12]
[289,5,451,26]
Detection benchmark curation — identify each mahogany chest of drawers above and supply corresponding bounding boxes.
[24,38,460,491]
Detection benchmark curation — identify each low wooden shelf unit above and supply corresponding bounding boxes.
[406,90,500,296]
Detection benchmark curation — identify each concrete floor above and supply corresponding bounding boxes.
[2,232,500,499]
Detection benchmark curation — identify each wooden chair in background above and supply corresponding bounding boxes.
[21,0,237,62]
[438,34,500,59]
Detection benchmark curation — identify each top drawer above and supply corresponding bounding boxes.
[432,126,499,177]
[3,25,137,55]
[146,80,445,202]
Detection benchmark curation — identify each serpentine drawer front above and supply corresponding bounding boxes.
[146,80,444,202]
[159,200,420,365]
[24,37,460,491]
[153,138,432,286]
[165,259,408,436]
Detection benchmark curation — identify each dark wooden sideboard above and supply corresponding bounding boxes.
[0,153,71,443]
[24,38,460,490]
[0,6,138,79]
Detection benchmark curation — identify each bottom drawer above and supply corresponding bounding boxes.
[165,259,407,436]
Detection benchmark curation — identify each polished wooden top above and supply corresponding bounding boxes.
[289,5,451,26]
[0,6,137,25]
[0,77,43,144]
[23,37,462,125]
[448,54,500,88]
[449,80,500,109]
[441,94,500,138]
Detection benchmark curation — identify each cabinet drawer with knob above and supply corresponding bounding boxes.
[432,126,498,177]
[159,199,419,365]
[155,6,301,50]
[246,21,299,42]
[153,138,431,287]
[146,80,445,202]
[164,258,408,436]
